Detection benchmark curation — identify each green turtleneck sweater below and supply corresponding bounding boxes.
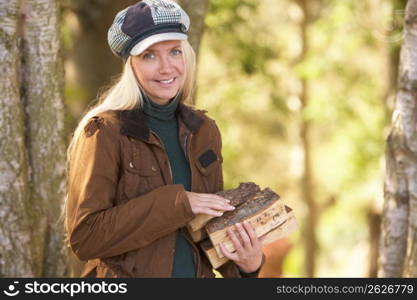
[142,93,196,278]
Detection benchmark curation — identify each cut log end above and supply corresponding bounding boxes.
[205,187,280,233]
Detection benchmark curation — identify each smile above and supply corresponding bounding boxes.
[156,78,175,84]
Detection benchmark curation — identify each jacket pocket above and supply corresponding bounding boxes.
[123,139,164,199]
[193,147,222,193]
[123,163,162,199]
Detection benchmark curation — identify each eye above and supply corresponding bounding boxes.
[142,52,155,60]
[171,48,182,56]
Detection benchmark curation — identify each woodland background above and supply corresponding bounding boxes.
[1,0,416,277]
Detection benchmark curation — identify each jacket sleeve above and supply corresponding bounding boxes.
[218,255,265,278]
[66,117,195,261]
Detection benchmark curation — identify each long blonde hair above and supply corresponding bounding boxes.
[63,40,196,239]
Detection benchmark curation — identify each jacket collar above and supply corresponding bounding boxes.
[120,102,204,142]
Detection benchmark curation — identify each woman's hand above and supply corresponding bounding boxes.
[185,191,235,216]
[219,221,264,274]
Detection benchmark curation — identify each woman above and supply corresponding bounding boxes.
[66,0,264,278]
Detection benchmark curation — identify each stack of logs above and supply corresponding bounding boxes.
[187,182,298,269]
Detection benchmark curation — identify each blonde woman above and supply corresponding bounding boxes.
[66,0,264,278]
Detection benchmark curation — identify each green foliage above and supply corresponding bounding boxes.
[196,0,400,277]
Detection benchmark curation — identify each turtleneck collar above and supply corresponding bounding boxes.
[141,89,180,121]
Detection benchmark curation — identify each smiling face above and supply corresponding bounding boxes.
[131,40,185,105]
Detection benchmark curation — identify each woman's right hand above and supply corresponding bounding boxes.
[185,191,235,216]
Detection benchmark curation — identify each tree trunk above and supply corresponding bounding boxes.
[21,0,67,277]
[0,0,66,277]
[0,0,33,277]
[296,0,318,277]
[175,0,210,61]
[68,0,137,107]
[175,0,210,104]
[368,208,381,277]
[380,0,417,277]
[382,0,407,124]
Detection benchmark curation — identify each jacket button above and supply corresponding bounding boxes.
[129,162,134,168]
[151,165,157,172]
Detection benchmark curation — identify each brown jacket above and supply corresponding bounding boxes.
[66,103,262,278]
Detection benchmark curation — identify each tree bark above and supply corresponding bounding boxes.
[380,0,417,277]
[21,0,67,277]
[0,0,33,277]
[382,0,407,124]
[0,0,66,277]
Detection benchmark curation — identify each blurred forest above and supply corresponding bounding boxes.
[1,0,416,277]
[62,0,405,277]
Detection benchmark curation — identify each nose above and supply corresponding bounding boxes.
[158,55,173,74]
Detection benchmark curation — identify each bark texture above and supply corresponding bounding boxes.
[0,0,33,277]
[21,0,66,277]
[0,0,66,277]
[380,0,417,277]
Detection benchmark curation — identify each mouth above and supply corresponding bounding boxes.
[155,78,175,85]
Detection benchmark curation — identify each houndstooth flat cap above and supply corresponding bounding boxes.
[108,0,190,60]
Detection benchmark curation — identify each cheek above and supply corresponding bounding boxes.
[178,60,185,74]
[175,57,185,75]
[132,61,154,83]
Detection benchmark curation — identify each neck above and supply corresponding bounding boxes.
[141,90,180,121]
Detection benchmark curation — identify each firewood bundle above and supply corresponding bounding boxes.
[187,182,298,269]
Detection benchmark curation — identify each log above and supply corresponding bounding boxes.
[205,188,286,257]
[187,182,261,232]
[187,226,207,242]
[201,208,298,269]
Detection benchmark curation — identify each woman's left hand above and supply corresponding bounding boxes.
[219,221,264,274]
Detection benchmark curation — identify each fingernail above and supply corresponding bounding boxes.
[225,199,230,203]
[229,206,235,210]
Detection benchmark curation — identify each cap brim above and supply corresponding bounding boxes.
[130,32,187,56]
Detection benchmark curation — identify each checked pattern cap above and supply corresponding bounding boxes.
[108,0,190,59]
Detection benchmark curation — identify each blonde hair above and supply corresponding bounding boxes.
[63,40,196,238]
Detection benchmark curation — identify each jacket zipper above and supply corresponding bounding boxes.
[150,130,200,276]
[150,130,177,273]
[184,132,201,276]
[150,130,173,183]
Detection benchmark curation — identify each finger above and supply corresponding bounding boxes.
[196,194,233,206]
[236,223,252,248]
[199,197,234,208]
[243,221,260,247]
[200,208,224,217]
[193,201,234,213]
[203,201,235,211]
[219,242,238,261]
[198,194,231,203]
[259,234,268,244]
[227,227,243,252]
